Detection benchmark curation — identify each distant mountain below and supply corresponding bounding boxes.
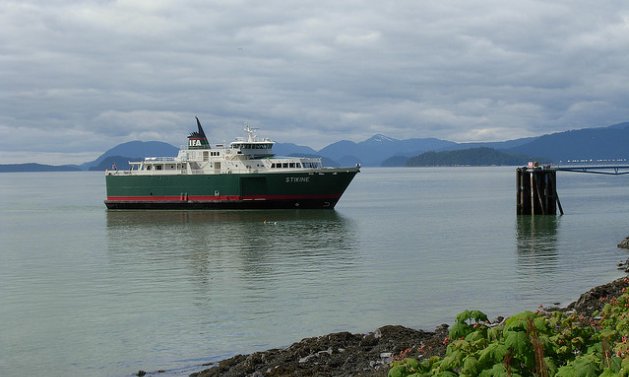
[88,156,144,171]
[380,121,629,166]
[405,147,535,167]
[284,154,340,167]
[5,120,629,172]
[445,136,539,151]
[318,134,457,166]
[0,163,81,172]
[273,143,318,157]
[505,122,629,162]
[83,141,179,170]
[381,155,411,167]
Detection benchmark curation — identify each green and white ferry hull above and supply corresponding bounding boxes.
[104,119,359,210]
[105,169,358,209]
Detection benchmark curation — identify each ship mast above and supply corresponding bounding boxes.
[244,122,259,142]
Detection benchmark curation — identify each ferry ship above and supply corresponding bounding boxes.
[104,118,360,209]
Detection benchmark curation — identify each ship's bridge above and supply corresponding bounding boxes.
[230,125,275,158]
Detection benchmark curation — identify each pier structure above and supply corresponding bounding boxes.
[517,163,629,216]
[516,162,561,216]
[554,165,629,175]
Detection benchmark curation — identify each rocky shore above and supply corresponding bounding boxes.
[185,256,629,377]
[190,324,448,377]
[134,255,629,377]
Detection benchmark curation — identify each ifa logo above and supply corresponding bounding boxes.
[188,139,203,147]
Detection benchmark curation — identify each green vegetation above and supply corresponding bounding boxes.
[388,278,629,377]
[406,147,535,167]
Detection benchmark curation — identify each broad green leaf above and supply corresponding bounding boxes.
[478,363,509,377]
[388,365,407,377]
[456,310,488,323]
[439,350,464,371]
[487,326,502,342]
[449,321,471,340]
[465,330,486,343]
[478,343,508,367]
[600,368,617,377]
[460,355,479,376]
[434,371,458,377]
[504,330,530,356]
[556,354,601,377]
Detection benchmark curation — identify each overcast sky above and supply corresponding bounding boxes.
[2,0,629,164]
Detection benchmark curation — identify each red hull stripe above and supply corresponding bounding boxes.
[106,194,341,202]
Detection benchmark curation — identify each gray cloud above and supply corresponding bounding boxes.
[2,0,629,163]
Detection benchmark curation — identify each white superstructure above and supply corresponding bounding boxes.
[107,124,323,176]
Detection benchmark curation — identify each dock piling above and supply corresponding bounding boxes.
[516,163,558,216]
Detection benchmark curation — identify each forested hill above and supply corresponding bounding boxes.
[406,147,533,166]
[0,163,81,172]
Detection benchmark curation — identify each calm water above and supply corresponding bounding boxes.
[1,168,628,377]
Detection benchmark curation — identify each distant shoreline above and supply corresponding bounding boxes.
[0,163,82,172]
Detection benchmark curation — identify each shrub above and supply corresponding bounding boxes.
[389,279,629,377]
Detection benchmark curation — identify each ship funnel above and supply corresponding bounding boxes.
[188,117,210,149]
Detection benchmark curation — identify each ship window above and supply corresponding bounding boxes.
[296,163,302,168]
[156,165,162,170]
[203,151,209,161]
[146,165,151,170]
[289,163,295,168]
[282,163,288,168]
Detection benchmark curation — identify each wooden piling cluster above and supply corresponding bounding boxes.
[516,163,563,215]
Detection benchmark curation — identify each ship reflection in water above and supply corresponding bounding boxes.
[105,209,358,301]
